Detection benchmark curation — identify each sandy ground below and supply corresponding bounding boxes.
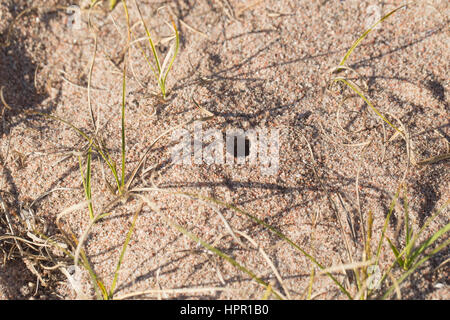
[0,0,449,300]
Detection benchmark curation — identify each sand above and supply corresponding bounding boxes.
[0,0,448,300]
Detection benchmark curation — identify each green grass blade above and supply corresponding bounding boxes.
[109,204,141,298]
[334,77,402,134]
[79,247,108,300]
[403,199,449,265]
[79,149,94,220]
[365,210,374,260]
[109,0,118,10]
[382,237,450,299]
[121,61,127,188]
[375,186,401,265]
[33,111,121,191]
[136,39,160,82]
[86,149,94,220]
[134,0,162,75]
[307,267,315,300]
[35,112,92,142]
[339,4,408,67]
[262,285,273,300]
[386,237,404,268]
[403,187,411,248]
[407,222,450,268]
[369,199,449,297]
[86,150,92,198]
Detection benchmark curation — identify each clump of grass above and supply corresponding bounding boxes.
[16,0,137,299]
[321,2,450,299]
[0,188,76,298]
[353,185,449,299]
[309,183,449,300]
[377,187,449,299]
[133,0,180,100]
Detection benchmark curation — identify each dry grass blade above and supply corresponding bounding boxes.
[60,266,89,299]
[55,200,93,227]
[0,86,13,110]
[386,271,402,300]
[416,152,450,166]
[197,199,245,248]
[318,259,375,275]
[2,6,39,47]
[318,122,372,147]
[124,99,213,191]
[306,267,315,300]
[236,230,291,300]
[114,287,234,300]
[302,135,359,287]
